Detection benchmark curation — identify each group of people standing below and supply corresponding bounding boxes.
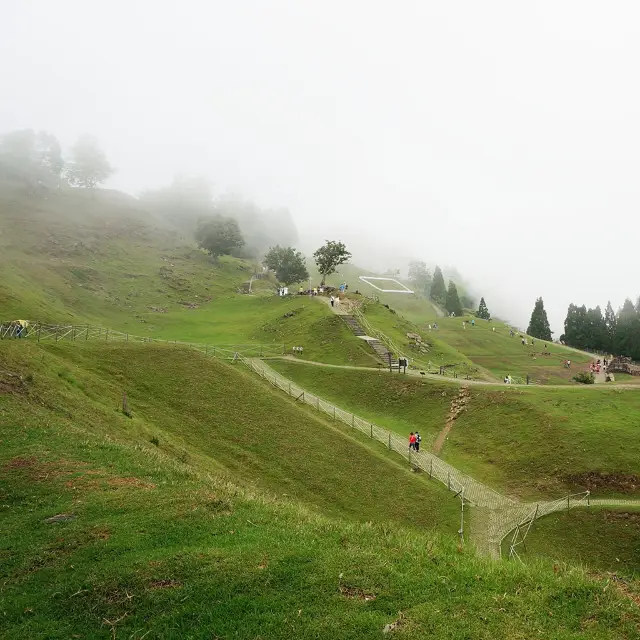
[408,431,421,451]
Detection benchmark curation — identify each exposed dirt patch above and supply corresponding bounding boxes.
[0,370,29,395]
[148,579,182,590]
[590,572,640,607]
[602,511,640,524]
[565,472,640,493]
[2,457,88,481]
[433,386,470,454]
[107,476,156,489]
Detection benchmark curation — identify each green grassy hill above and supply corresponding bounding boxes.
[502,507,640,578]
[267,361,640,501]
[2,340,640,638]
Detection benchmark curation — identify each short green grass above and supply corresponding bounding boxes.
[419,315,593,384]
[265,362,640,500]
[502,507,640,578]
[0,341,457,531]
[2,342,640,638]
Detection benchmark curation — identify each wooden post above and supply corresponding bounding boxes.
[316,397,319,410]
[85,326,89,340]
[72,327,75,341]
[567,495,570,513]
[448,472,451,491]
[429,460,433,479]
[105,329,109,342]
[370,424,373,438]
[388,433,391,449]
[352,414,355,427]
[37,325,41,343]
[333,406,336,420]
[288,382,291,395]
[126,333,129,342]
[205,344,208,355]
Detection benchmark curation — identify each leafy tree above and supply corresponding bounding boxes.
[65,135,114,188]
[444,280,463,316]
[196,216,244,258]
[313,240,352,286]
[476,297,490,320]
[0,129,64,190]
[263,245,309,285]
[407,260,431,295]
[527,297,552,340]
[429,266,446,304]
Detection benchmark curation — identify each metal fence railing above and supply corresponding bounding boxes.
[0,321,285,358]
[3,319,621,557]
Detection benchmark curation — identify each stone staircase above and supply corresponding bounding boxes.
[341,315,399,369]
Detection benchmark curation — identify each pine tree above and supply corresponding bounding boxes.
[430,266,446,304]
[476,297,490,320]
[527,297,552,340]
[604,301,617,353]
[444,280,463,316]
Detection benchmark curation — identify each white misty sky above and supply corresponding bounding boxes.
[2,1,639,333]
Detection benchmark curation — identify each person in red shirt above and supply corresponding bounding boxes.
[409,432,416,450]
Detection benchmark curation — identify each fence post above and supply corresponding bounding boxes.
[587,492,590,507]
[333,406,336,420]
[72,327,76,341]
[448,472,451,491]
[205,344,208,355]
[106,329,109,342]
[213,347,216,358]
[370,424,373,438]
[55,330,58,342]
[567,495,570,513]
[126,333,129,342]
[316,397,319,410]
[429,460,433,479]
[37,325,41,343]
[352,414,355,427]
[85,326,89,340]
[388,433,391,449]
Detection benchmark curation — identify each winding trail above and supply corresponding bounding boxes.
[249,358,640,559]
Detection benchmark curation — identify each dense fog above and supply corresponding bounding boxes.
[2,1,640,332]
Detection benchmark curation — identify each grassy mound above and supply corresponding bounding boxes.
[0,341,457,529]
[502,507,640,578]
[2,344,639,638]
[267,361,640,500]
[0,187,377,365]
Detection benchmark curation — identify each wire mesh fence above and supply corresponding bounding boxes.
[3,319,625,557]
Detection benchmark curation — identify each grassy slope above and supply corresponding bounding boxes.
[416,314,593,384]
[0,187,377,366]
[2,347,639,638]
[0,341,457,531]
[266,362,640,500]
[502,507,640,578]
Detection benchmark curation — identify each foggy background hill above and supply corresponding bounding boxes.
[2,1,640,333]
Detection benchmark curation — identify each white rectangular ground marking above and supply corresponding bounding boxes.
[358,276,414,294]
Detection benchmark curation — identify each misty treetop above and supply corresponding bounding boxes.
[527,297,552,341]
[65,135,114,189]
[407,260,432,296]
[313,240,352,286]
[196,216,244,258]
[0,129,64,191]
[429,266,446,305]
[444,280,463,316]
[263,245,309,286]
[140,179,298,261]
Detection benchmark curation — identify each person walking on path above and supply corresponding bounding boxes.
[330,295,335,307]
[409,432,416,450]
[415,432,421,452]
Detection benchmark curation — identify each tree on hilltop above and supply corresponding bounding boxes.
[408,260,431,295]
[263,245,309,286]
[429,266,446,304]
[476,297,490,320]
[0,129,64,191]
[196,216,244,258]
[527,297,552,340]
[444,280,463,316]
[313,240,351,286]
[65,135,114,188]
[604,301,617,352]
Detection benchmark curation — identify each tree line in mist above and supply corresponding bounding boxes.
[561,298,640,360]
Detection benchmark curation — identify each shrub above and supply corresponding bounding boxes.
[573,372,595,384]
